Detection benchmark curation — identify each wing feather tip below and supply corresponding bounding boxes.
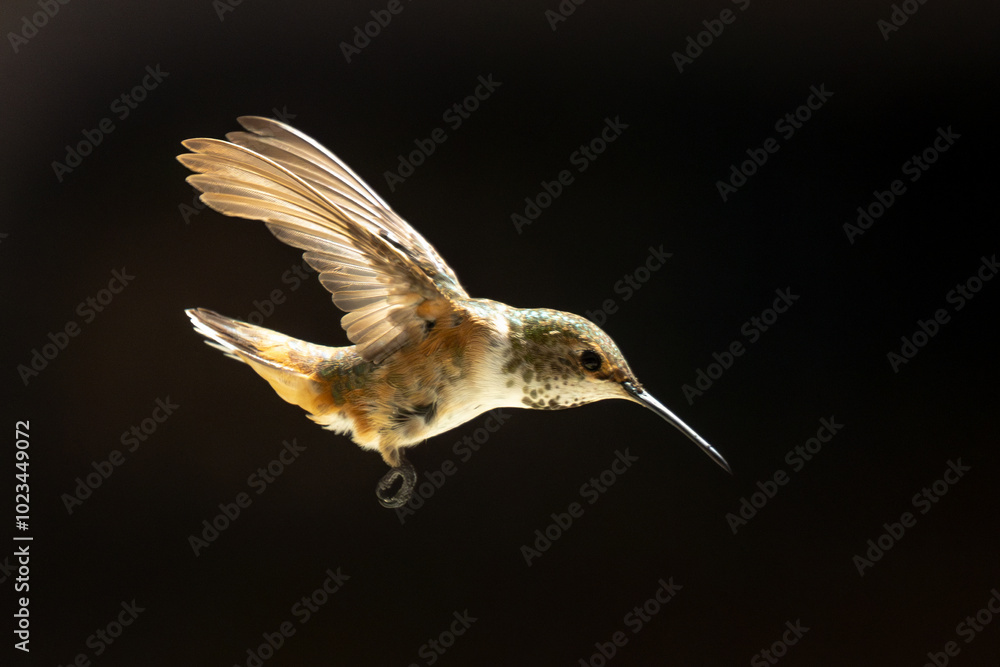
[238,115,280,136]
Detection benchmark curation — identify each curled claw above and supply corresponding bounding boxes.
[376,457,417,508]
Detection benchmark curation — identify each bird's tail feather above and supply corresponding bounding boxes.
[185,308,337,418]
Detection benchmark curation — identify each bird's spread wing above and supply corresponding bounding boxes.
[178,116,469,364]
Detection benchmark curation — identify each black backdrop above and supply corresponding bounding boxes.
[3,1,999,665]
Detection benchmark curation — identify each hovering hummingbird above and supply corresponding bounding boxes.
[179,117,731,508]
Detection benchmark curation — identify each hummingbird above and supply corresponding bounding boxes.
[179,116,731,508]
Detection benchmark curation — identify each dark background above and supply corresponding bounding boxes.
[3,0,999,665]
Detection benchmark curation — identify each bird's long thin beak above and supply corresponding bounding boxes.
[622,381,732,474]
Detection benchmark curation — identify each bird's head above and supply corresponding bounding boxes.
[505,307,731,473]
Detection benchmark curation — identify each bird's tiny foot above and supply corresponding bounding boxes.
[376,457,417,508]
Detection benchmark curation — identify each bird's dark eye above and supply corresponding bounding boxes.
[579,350,602,372]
